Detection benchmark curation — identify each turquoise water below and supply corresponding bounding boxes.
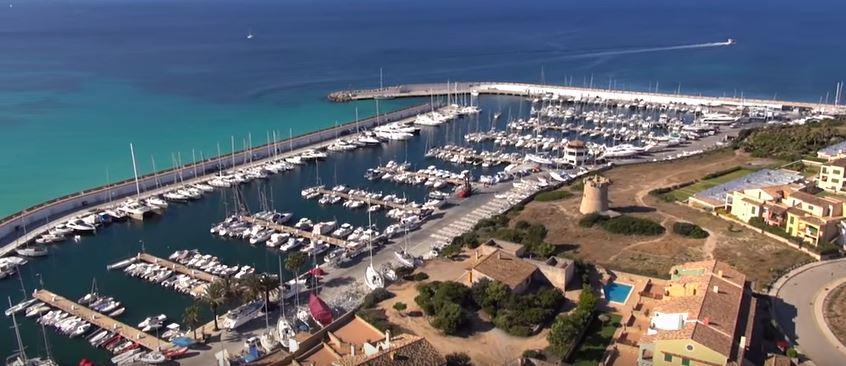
[604,282,634,304]
[2,0,846,217]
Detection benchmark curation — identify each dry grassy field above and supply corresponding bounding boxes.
[512,149,811,286]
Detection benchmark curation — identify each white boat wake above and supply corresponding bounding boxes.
[555,39,734,60]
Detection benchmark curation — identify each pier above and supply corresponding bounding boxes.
[328,81,846,113]
[427,146,522,166]
[135,252,219,296]
[33,289,170,352]
[0,102,441,254]
[313,187,423,213]
[242,216,351,247]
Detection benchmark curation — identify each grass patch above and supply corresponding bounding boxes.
[672,222,709,239]
[535,190,574,202]
[570,313,622,366]
[663,168,756,201]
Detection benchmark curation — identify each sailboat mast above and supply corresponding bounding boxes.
[129,143,141,198]
[8,297,27,361]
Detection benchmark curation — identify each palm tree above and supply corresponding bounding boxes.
[285,252,308,305]
[182,304,202,340]
[201,280,226,331]
[257,274,280,310]
[285,251,307,279]
[238,273,263,303]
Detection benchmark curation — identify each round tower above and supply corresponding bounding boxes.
[580,175,611,215]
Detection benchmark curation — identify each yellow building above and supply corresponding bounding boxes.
[728,185,796,223]
[817,158,846,193]
[637,261,756,366]
[783,191,844,246]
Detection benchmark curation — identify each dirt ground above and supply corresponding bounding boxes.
[513,149,812,287]
[824,283,846,346]
[375,255,557,365]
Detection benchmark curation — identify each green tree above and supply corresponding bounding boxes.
[431,301,466,335]
[393,302,407,312]
[258,274,281,308]
[182,303,202,340]
[548,315,580,356]
[238,273,263,302]
[285,251,308,278]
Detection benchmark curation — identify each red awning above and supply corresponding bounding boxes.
[308,267,327,277]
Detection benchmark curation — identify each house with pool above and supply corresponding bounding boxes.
[636,260,759,366]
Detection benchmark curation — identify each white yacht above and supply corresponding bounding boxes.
[365,264,384,290]
[699,113,739,125]
[15,245,48,258]
[221,301,264,330]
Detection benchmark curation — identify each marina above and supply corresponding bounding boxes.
[32,289,170,353]
[0,88,839,364]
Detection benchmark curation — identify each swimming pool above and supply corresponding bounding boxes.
[604,282,634,304]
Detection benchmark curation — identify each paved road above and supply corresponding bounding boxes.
[771,258,846,366]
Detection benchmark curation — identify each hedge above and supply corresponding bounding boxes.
[600,216,665,236]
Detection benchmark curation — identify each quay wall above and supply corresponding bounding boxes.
[0,102,437,252]
[329,81,846,113]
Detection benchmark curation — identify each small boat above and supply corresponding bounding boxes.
[365,264,384,290]
[5,298,37,317]
[136,351,166,364]
[15,245,48,257]
[107,307,125,317]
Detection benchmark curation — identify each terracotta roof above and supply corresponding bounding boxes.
[762,203,788,214]
[337,335,446,366]
[642,261,748,358]
[827,158,846,168]
[787,191,837,209]
[471,249,537,289]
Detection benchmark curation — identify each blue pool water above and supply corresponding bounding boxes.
[604,282,634,304]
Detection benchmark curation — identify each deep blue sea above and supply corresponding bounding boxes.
[1,0,846,363]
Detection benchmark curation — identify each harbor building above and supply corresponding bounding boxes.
[580,175,612,215]
[563,139,589,166]
[467,242,574,294]
[286,314,445,366]
[636,260,758,366]
[816,158,846,193]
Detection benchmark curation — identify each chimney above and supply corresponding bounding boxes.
[497,251,502,260]
[384,330,391,347]
[351,344,356,357]
[474,250,479,261]
[703,317,710,326]
[717,270,723,278]
[712,285,719,294]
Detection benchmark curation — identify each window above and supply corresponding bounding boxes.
[823,167,829,174]
[664,353,673,362]
[681,358,691,366]
[685,344,695,351]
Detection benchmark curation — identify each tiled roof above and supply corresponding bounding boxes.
[826,158,846,168]
[642,261,747,358]
[471,249,537,289]
[787,191,836,209]
[337,335,446,366]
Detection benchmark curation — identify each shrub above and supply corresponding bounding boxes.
[393,302,407,311]
[404,272,429,281]
[786,347,798,358]
[736,120,846,161]
[547,286,598,356]
[600,216,665,236]
[579,213,604,228]
[672,222,709,239]
[362,288,394,309]
[522,349,545,360]
[445,352,472,366]
[515,220,531,230]
[534,190,573,202]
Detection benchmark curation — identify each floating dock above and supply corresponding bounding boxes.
[135,253,219,296]
[313,187,422,213]
[33,289,170,352]
[427,147,522,166]
[242,216,351,247]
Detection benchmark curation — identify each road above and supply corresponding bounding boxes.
[771,258,846,366]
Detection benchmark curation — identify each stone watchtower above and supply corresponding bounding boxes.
[579,175,611,215]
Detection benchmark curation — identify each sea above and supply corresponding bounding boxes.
[1,0,845,363]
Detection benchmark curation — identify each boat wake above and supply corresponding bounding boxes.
[412,39,735,78]
[557,39,734,60]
